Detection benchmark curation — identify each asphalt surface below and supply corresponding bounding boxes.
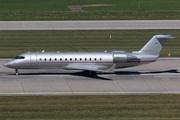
[1,58,180,95]
[0,20,180,30]
[1,20,180,95]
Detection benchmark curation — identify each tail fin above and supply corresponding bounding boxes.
[139,34,174,55]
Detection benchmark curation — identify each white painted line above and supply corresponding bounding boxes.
[39,74,64,76]
[158,57,180,60]
[0,59,11,61]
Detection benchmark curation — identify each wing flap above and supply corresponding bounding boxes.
[66,63,116,73]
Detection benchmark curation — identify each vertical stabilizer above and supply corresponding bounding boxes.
[139,34,174,55]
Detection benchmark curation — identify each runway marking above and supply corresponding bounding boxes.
[39,74,67,77]
[0,24,180,27]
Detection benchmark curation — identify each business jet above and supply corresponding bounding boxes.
[4,34,174,76]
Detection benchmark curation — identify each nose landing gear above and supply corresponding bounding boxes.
[15,69,18,76]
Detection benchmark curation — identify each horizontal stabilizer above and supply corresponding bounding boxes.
[156,34,174,39]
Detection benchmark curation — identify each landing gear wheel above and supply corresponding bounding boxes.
[15,69,19,76]
[85,71,95,76]
[88,71,93,76]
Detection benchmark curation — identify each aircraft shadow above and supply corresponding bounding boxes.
[8,69,179,80]
[113,69,179,75]
[8,71,112,80]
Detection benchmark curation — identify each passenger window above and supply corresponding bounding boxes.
[50,58,51,61]
[55,58,57,61]
[39,58,41,61]
[70,58,72,61]
[80,58,82,61]
[60,58,62,61]
[100,58,102,61]
[94,58,96,61]
[65,58,67,61]
[85,58,87,61]
[89,58,91,61]
[44,58,46,61]
[75,58,77,61]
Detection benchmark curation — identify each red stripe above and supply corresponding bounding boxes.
[16,63,29,65]
[16,60,156,65]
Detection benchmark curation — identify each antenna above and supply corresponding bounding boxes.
[42,50,45,53]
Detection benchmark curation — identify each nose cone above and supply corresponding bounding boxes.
[4,60,17,69]
[3,63,8,67]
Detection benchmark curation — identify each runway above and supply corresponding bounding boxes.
[0,20,180,30]
[1,57,180,95]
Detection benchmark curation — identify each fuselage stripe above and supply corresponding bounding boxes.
[15,60,156,66]
[37,61,113,64]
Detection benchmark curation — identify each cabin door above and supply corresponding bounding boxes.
[30,53,37,66]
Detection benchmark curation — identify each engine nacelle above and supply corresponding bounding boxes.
[113,54,137,63]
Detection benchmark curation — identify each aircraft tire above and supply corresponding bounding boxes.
[85,71,95,76]
[88,71,93,76]
[15,69,18,76]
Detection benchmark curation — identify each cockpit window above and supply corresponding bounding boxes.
[14,56,19,59]
[14,56,25,59]
[19,56,25,59]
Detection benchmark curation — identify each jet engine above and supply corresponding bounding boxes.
[113,54,137,63]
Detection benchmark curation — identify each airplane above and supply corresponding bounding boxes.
[4,34,174,76]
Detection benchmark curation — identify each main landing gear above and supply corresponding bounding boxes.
[85,70,95,76]
[15,69,18,76]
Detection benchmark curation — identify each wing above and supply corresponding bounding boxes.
[65,63,116,73]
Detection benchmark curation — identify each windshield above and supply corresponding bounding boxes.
[14,56,25,59]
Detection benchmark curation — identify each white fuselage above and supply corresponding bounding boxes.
[3,34,173,75]
[4,51,158,71]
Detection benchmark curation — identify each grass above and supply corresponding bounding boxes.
[1,0,180,11]
[1,11,180,21]
[1,0,180,20]
[0,95,180,120]
[0,30,179,58]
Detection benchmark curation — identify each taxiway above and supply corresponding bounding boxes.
[1,58,180,95]
[0,20,180,30]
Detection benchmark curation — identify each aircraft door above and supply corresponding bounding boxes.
[30,53,37,66]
